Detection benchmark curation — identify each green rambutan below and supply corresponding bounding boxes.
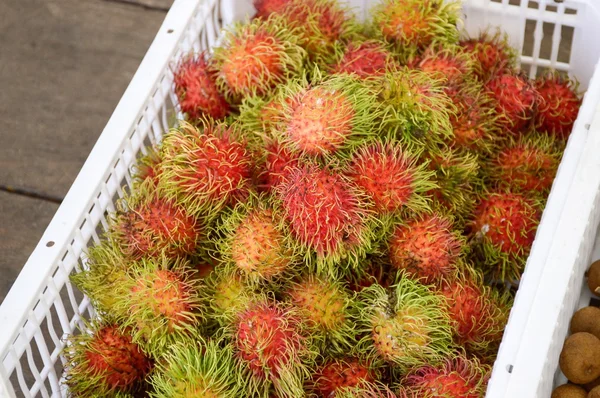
[460,31,517,82]
[311,357,376,397]
[173,53,230,120]
[72,242,131,314]
[534,72,581,140]
[213,15,305,102]
[486,72,540,135]
[213,194,298,284]
[109,182,201,260]
[468,190,540,281]
[276,162,376,272]
[357,277,453,372]
[149,339,243,397]
[202,269,257,328]
[331,40,397,79]
[424,146,480,224]
[378,68,455,149]
[229,297,317,397]
[371,0,460,60]
[438,267,511,358]
[399,355,490,398]
[114,256,203,355]
[63,321,152,397]
[487,132,562,195]
[287,275,358,354]
[388,214,464,284]
[280,0,361,61]
[346,140,436,215]
[274,71,381,158]
[158,121,254,218]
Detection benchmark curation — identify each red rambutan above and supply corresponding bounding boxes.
[253,0,292,19]
[332,41,396,79]
[159,122,254,218]
[460,31,517,81]
[277,163,375,269]
[64,323,152,396]
[281,0,360,60]
[173,53,230,120]
[275,72,381,158]
[488,132,562,195]
[233,299,315,397]
[469,191,540,280]
[110,184,201,260]
[417,47,474,86]
[213,16,305,102]
[486,72,539,134]
[401,355,490,398]
[438,268,510,357]
[388,214,464,284]
[535,72,581,140]
[312,357,375,397]
[372,0,460,60]
[346,140,435,215]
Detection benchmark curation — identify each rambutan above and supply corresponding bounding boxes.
[357,277,453,371]
[276,162,376,271]
[158,121,254,218]
[109,183,201,260]
[214,195,297,284]
[257,140,300,193]
[230,298,316,397]
[173,53,230,120]
[346,140,435,215]
[275,71,381,158]
[487,132,562,195]
[288,275,357,353]
[460,31,517,81]
[281,0,360,61]
[253,0,291,19]
[469,190,540,280]
[400,355,490,398]
[438,268,511,358]
[424,146,480,225]
[346,254,394,292]
[417,46,474,86]
[213,15,305,102]
[372,0,460,60]
[535,72,581,140]
[115,256,203,354]
[338,381,399,398]
[388,214,464,284]
[64,322,152,397]
[486,72,539,134]
[332,40,396,79]
[445,83,500,153]
[133,146,162,187]
[203,269,256,327]
[378,68,455,148]
[311,357,376,397]
[72,242,131,314]
[150,339,243,397]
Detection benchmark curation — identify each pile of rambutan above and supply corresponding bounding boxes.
[65,0,582,396]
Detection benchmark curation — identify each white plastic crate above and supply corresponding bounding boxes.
[1,0,600,397]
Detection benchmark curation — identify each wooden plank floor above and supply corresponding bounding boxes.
[0,0,171,303]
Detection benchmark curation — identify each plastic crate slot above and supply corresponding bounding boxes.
[45,241,54,248]
[557,25,574,63]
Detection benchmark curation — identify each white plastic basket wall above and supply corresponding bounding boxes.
[1,0,600,397]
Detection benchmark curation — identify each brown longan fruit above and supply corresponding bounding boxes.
[590,385,600,398]
[588,260,600,297]
[559,332,600,384]
[571,306,600,340]
[551,384,587,398]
